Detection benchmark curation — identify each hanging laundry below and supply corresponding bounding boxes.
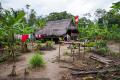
[21,34,29,42]
[18,35,22,39]
[35,34,44,39]
[28,34,32,39]
[29,34,35,41]
[14,35,18,39]
[35,34,38,38]
[15,34,36,41]
[14,34,22,40]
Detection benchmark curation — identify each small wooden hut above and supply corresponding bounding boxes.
[35,19,79,43]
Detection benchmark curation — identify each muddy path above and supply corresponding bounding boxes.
[0,44,69,80]
[28,44,69,80]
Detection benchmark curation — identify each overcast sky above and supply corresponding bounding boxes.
[0,0,119,17]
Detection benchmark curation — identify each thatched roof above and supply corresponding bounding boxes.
[35,19,76,36]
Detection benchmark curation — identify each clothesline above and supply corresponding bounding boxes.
[15,34,44,42]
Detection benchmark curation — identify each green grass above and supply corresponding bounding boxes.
[63,51,69,56]
[29,53,45,68]
[97,47,109,56]
[95,40,107,48]
[85,42,96,47]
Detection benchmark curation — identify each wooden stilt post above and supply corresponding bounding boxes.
[83,42,85,58]
[72,43,75,62]
[71,44,72,55]
[59,44,61,62]
[24,68,27,79]
[32,40,34,52]
[78,43,80,58]
[119,42,120,57]
[24,68,29,79]
[70,43,73,62]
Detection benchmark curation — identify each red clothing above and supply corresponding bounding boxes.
[21,34,29,42]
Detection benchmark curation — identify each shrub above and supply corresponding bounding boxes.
[46,41,53,48]
[85,42,96,47]
[97,47,109,56]
[36,40,42,44]
[63,51,69,56]
[0,55,8,63]
[36,43,42,50]
[110,52,120,58]
[73,44,78,49]
[95,40,107,48]
[29,53,45,68]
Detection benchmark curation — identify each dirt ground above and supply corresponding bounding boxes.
[107,41,120,53]
[0,44,70,80]
[0,42,120,80]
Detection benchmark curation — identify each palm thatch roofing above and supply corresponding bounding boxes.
[35,19,77,37]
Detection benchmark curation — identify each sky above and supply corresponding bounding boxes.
[0,0,120,17]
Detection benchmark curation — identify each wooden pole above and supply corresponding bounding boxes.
[72,43,75,62]
[78,43,80,58]
[73,48,75,62]
[59,44,61,62]
[32,39,34,52]
[119,42,120,57]
[83,42,85,58]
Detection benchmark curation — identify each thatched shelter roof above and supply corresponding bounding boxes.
[35,19,76,37]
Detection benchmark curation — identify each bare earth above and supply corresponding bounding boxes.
[0,42,120,80]
[0,44,69,80]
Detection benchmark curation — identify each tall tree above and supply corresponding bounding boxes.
[28,9,36,27]
[46,11,73,21]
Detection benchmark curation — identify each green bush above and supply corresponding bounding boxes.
[71,44,78,49]
[110,52,120,58]
[36,40,42,44]
[36,39,46,43]
[63,51,69,56]
[36,40,45,50]
[0,55,8,63]
[29,53,45,68]
[36,43,42,50]
[97,47,109,56]
[95,40,107,48]
[46,41,53,48]
[85,42,96,47]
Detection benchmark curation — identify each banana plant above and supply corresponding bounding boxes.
[0,8,26,76]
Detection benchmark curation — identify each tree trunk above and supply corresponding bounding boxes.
[119,42,120,57]
[21,42,28,53]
